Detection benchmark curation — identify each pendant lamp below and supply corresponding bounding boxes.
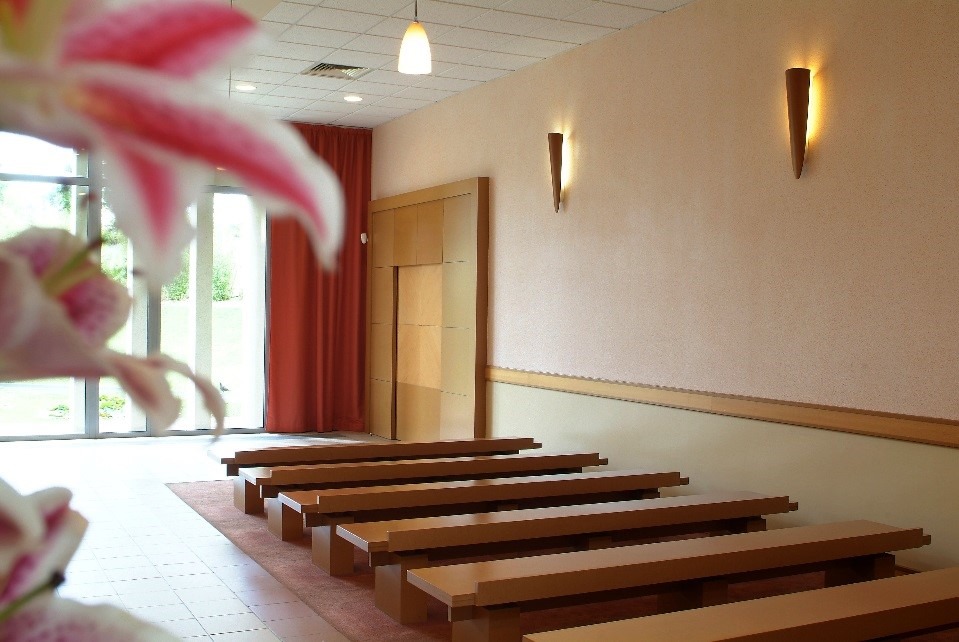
[399,0,431,75]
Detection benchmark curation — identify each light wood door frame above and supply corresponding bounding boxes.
[366,178,489,440]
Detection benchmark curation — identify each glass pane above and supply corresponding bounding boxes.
[0,132,83,177]
[211,194,265,429]
[0,179,86,437]
[98,203,148,434]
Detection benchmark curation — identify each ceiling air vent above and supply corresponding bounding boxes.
[301,62,372,80]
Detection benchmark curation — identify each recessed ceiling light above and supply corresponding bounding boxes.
[234,83,256,92]
[344,95,363,103]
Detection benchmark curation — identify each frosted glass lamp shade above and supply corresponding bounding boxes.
[398,20,431,75]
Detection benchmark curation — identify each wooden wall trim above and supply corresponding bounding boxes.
[486,367,959,450]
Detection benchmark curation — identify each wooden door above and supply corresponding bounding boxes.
[366,179,489,441]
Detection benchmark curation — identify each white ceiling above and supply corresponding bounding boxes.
[219,0,694,128]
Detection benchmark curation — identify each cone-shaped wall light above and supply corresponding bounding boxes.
[785,67,811,179]
[548,132,563,212]
[399,0,431,75]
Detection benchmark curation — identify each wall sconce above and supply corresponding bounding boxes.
[548,132,563,212]
[785,67,811,179]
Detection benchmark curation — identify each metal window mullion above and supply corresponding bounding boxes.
[83,151,101,438]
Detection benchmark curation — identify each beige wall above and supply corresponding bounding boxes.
[372,0,959,566]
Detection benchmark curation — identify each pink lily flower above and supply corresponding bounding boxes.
[0,478,177,640]
[0,227,225,432]
[0,0,344,284]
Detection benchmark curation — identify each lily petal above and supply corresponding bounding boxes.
[0,249,43,354]
[0,489,86,605]
[0,479,44,595]
[61,1,257,78]
[95,134,201,284]
[2,598,178,641]
[66,65,343,275]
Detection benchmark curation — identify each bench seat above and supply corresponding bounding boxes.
[278,469,688,575]
[406,520,930,642]
[338,491,798,623]
[523,566,959,641]
[235,451,607,515]
[221,437,541,476]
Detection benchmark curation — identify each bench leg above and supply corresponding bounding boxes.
[233,477,263,514]
[452,606,521,642]
[825,553,896,587]
[657,579,729,613]
[311,520,355,576]
[266,498,304,541]
[374,554,429,624]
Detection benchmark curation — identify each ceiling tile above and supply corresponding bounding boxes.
[438,0,511,8]
[281,25,357,48]
[361,69,424,86]
[469,50,540,70]
[227,82,280,95]
[269,85,330,99]
[231,68,296,84]
[259,21,289,39]
[412,1,489,27]
[614,0,692,10]
[464,10,556,36]
[247,55,315,73]
[332,112,390,128]
[374,95,433,109]
[564,3,659,29]
[256,95,315,109]
[323,0,411,16]
[342,33,398,55]
[252,104,299,119]
[262,2,312,24]
[227,92,261,104]
[366,16,453,40]
[395,85,457,101]
[433,27,515,50]
[322,49,394,68]
[356,105,414,118]
[526,21,615,44]
[284,74,352,90]
[270,42,336,62]
[430,43,485,65]
[290,109,346,124]
[412,75,479,92]
[315,91,383,106]
[336,80,401,96]
[496,34,577,57]
[497,0,592,19]
[299,7,385,33]
[305,99,366,113]
[439,64,509,82]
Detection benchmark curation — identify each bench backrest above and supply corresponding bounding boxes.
[280,469,688,514]
[222,437,540,472]
[240,452,607,487]
[407,521,929,608]
[338,491,796,553]
[522,567,959,642]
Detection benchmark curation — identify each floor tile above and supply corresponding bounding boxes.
[249,601,316,622]
[158,618,208,638]
[187,597,253,618]
[176,586,239,603]
[128,602,195,623]
[119,589,184,608]
[198,613,268,635]
[209,631,282,642]
[233,587,301,607]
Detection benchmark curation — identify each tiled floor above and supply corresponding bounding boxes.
[0,433,375,641]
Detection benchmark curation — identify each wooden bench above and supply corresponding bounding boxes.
[278,469,688,575]
[406,520,931,642]
[338,491,799,623]
[236,452,608,515]
[523,566,959,641]
[221,437,541,476]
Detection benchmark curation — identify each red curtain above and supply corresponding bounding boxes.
[265,123,371,432]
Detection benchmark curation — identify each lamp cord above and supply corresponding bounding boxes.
[414,0,418,21]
